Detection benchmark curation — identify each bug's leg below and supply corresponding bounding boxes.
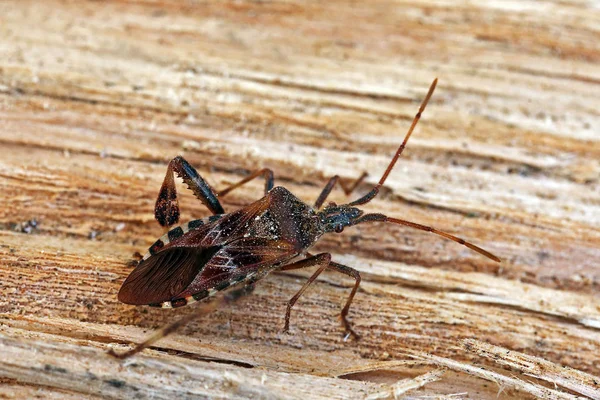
[126,252,144,268]
[314,173,368,209]
[155,156,225,227]
[280,254,361,338]
[279,253,331,333]
[217,168,274,197]
[108,307,206,359]
[326,261,361,339]
[223,283,257,336]
[108,284,255,360]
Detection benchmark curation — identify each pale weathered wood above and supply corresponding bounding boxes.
[0,0,599,399]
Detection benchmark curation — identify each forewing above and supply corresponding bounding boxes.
[176,237,297,297]
[118,246,220,305]
[199,195,271,246]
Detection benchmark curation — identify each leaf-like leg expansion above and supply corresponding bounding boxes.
[155,156,224,227]
[314,172,368,209]
[217,168,274,197]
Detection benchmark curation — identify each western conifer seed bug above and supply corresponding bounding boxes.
[109,78,500,359]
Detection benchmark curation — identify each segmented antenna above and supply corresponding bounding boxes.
[350,78,437,206]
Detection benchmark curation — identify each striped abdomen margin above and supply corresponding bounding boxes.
[142,215,224,261]
[148,271,256,309]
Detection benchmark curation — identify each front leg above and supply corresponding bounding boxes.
[314,173,368,209]
[155,156,225,227]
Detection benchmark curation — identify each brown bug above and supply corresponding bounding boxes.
[109,79,500,359]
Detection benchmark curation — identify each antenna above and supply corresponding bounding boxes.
[350,78,437,206]
[353,212,500,262]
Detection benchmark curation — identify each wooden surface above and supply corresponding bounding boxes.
[1,1,599,399]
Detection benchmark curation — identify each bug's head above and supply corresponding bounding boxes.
[317,203,364,234]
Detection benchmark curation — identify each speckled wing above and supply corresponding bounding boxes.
[199,195,271,246]
[174,237,297,298]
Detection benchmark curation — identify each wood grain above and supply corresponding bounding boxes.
[0,0,599,398]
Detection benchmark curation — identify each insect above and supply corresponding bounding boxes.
[109,78,500,359]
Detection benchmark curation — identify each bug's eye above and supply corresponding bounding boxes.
[334,224,344,233]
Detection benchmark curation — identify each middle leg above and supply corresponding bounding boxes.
[217,168,274,198]
[279,253,362,338]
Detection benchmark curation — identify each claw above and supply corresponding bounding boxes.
[341,316,360,340]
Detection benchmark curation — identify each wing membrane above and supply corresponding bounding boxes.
[118,246,220,305]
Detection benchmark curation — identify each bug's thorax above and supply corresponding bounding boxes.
[259,187,366,246]
[259,186,322,249]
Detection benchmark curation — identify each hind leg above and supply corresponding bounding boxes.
[155,156,225,227]
[155,157,275,227]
